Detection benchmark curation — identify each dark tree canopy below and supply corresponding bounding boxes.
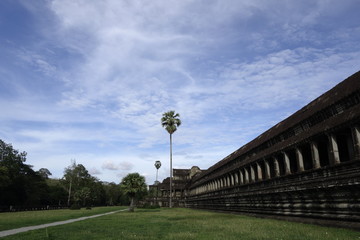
[0,139,144,210]
[0,139,49,206]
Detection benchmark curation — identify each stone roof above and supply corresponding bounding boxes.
[193,71,360,182]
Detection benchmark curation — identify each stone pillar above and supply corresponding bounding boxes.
[351,125,360,160]
[328,134,340,165]
[295,148,305,172]
[310,141,321,169]
[273,157,280,177]
[256,162,263,181]
[239,170,244,184]
[244,168,249,183]
[283,152,291,175]
[234,172,239,184]
[264,160,271,179]
[250,165,256,182]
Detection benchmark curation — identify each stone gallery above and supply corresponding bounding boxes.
[152,71,360,228]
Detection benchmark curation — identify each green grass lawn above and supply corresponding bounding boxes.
[0,206,127,231]
[1,208,359,240]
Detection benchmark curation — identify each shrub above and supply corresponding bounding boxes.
[70,204,81,210]
[140,203,160,209]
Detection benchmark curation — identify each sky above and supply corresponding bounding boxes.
[0,0,359,184]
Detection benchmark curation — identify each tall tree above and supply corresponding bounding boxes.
[0,139,49,206]
[62,162,99,206]
[161,110,181,208]
[120,173,147,212]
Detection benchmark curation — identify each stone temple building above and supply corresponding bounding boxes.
[149,166,203,207]
[153,71,360,229]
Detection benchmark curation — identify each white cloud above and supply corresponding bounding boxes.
[1,0,359,184]
[102,161,134,171]
[89,168,102,175]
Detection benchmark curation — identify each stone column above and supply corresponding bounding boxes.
[310,141,321,169]
[283,152,291,175]
[244,168,249,183]
[264,159,271,179]
[351,125,360,161]
[295,148,305,172]
[234,172,239,184]
[239,170,244,184]
[256,162,263,181]
[328,134,340,165]
[273,157,280,177]
[250,165,256,182]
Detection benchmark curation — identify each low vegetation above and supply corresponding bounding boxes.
[1,208,359,240]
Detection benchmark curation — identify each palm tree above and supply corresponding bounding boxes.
[120,173,147,212]
[161,110,181,208]
[154,160,161,184]
[154,160,161,204]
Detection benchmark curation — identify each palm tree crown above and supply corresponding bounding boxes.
[161,110,181,135]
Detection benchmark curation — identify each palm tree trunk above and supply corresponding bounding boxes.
[130,197,134,212]
[170,133,172,208]
[67,179,72,206]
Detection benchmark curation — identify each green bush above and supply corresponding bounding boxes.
[140,203,160,209]
[70,204,81,210]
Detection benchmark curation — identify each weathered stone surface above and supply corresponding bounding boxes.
[156,71,360,229]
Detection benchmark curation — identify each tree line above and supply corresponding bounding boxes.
[0,139,140,210]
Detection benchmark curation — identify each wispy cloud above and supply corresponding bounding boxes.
[1,0,359,184]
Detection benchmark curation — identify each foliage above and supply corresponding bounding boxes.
[103,182,124,206]
[139,203,161,209]
[62,162,106,207]
[2,208,359,240]
[37,168,52,179]
[0,139,49,206]
[0,139,128,209]
[69,203,81,210]
[161,110,181,135]
[120,173,147,212]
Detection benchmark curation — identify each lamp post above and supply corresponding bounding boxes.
[154,160,161,205]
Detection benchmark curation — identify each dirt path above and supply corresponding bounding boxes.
[0,209,128,238]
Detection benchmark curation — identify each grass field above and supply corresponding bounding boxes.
[0,206,126,231]
[1,208,359,240]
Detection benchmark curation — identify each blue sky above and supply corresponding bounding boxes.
[1,0,359,184]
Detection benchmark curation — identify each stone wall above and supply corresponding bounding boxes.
[186,71,360,227]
